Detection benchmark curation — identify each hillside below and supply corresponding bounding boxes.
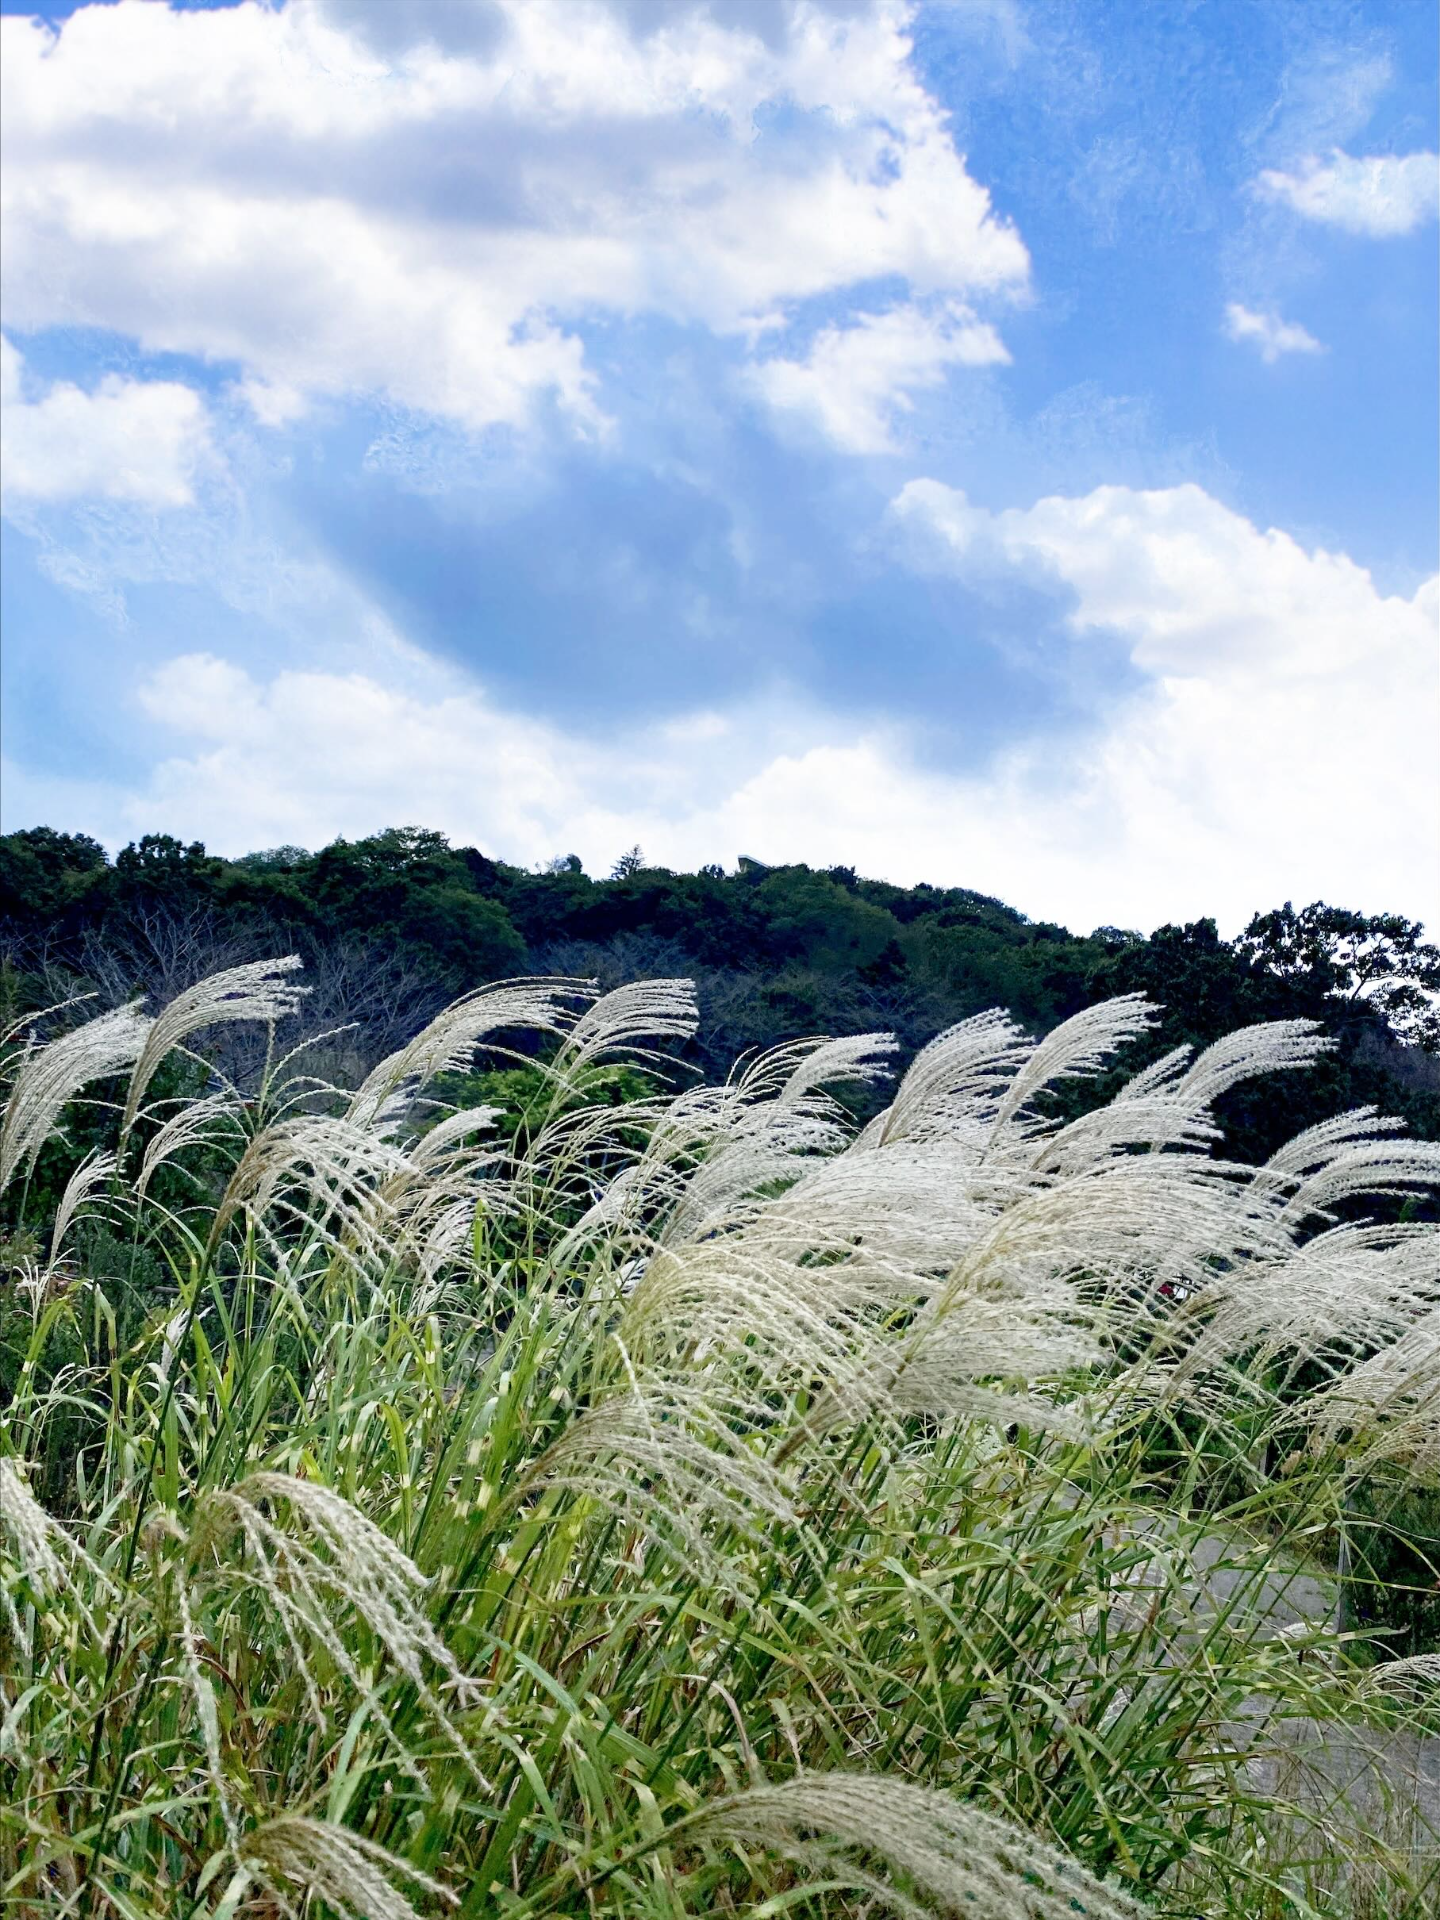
[4,824,1437,1174]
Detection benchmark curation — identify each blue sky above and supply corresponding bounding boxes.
[1,0,1435,934]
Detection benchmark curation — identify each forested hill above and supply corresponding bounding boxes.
[3,824,1438,1166]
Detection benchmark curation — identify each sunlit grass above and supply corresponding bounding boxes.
[1,965,1435,1917]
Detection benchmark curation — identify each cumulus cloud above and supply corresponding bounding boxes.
[1222,303,1322,364]
[13,481,1434,937]
[0,0,1027,433]
[751,300,1010,452]
[1,333,210,506]
[1255,149,1439,236]
[888,479,1438,928]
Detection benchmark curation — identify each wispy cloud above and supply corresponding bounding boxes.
[1222,303,1323,365]
[751,302,1010,453]
[1255,149,1439,237]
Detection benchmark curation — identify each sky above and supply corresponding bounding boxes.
[1,0,1436,937]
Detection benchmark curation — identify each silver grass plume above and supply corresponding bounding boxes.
[985,996,1157,1146]
[1172,1018,1330,1111]
[558,1035,887,1262]
[120,955,308,1139]
[409,1104,504,1166]
[135,1089,247,1199]
[736,1030,898,1110]
[47,1147,118,1264]
[867,1008,1031,1148]
[347,978,575,1131]
[682,1774,1145,1920]
[0,1456,63,1601]
[1359,1652,1440,1711]
[0,1456,109,1643]
[0,1000,152,1189]
[212,1114,413,1250]
[190,1472,489,1785]
[523,1369,807,1588]
[1111,1043,1193,1103]
[1279,1133,1440,1225]
[1022,1098,1220,1177]
[1304,1308,1440,1472]
[236,1815,454,1920]
[552,975,699,1077]
[1262,1105,1405,1180]
[621,1240,885,1391]
[1172,1223,1440,1379]
[733,1141,1006,1274]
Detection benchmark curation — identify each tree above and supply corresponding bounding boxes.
[233,845,310,872]
[0,827,108,921]
[611,846,646,880]
[1237,902,1440,1051]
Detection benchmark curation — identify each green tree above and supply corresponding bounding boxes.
[1237,901,1440,1051]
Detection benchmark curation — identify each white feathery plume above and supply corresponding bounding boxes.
[1279,1135,1440,1226]
[630,1046,880,1253]
[134,1090,247,1199]
[1359,1653,1440,1709]
[985,997,1157,1147]
[0,1456,110,1642]
[48,1148,119,1264]
[0,1456,63,1596]
[121,955,308,1138]
[1305,1308,1440,1471]
[683,1774,1145,1920]
[237,1815,455,1920]
[523,1370,806,1587]
[1172,1224,1440,1379]
[1262,1106,1406,1181]
[346,979,575,1131]
[721,1030,897,1114]
[553,976,699,1077]
[628,1034,892,1248]
[866,1009,1031,1149]
[936,1155,1293,1354]
[622,1241,882,1389]
[1,988,96,1046]
[0,1000,152,1189]
[1171,1019,1329,1112]
[1023,1098,1220,1178]
[658,1114,840,1249]
[410,1105,504,1167]
[213,1115,412,1249]
[738,1141,1005,1275]
[884,1281,1101,1432]
[191,1472,489,1787]
[1111,1044,1194,1104]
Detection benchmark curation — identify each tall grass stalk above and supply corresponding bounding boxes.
[1,969,1436,1917]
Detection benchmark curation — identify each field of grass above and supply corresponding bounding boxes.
[2,961,1436,1917]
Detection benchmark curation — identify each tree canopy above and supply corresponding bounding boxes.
[3,824,1436,1166]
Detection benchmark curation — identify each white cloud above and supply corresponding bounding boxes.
[1222,303,1322,364]
[1255,149,1439,236]
[0,0,1027,433]
[888,479,1438,929]
[751,300,1010,452]
[1,332,210,505]
[10,481,1434,938]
